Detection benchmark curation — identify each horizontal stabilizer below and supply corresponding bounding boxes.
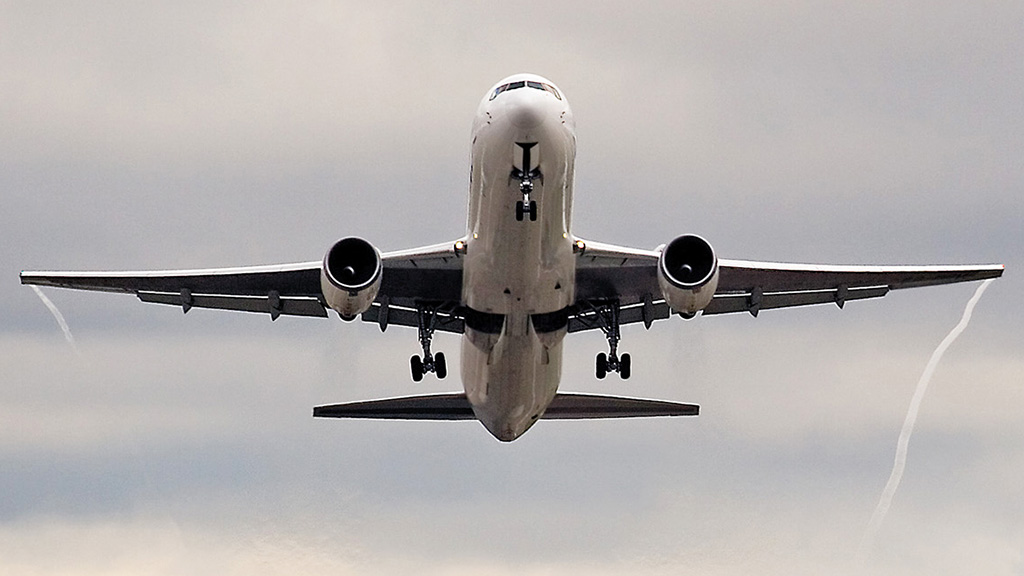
[545,393,699,418]
[314,393,475,420]
[313,393,698,421]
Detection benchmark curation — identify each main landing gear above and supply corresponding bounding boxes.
[578,300,631,380]
[410,303,448,382]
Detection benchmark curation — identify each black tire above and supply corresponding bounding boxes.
[435,352,447,379]
[515,201,525,221]
[596,352,608,379]
[529,200,537,221]
[620,353,631,380]
[410,355,423,382]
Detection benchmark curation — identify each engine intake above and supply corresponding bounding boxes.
[658,234,719,316]
[321,237,382,320]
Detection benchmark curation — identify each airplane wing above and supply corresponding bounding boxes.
[571,239,1004,331]
[20,240,465,322]
[22,237,1003,330]
[21,261,328,319]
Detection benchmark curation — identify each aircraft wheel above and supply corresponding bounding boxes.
[620,353,631,380]
[435,352,447,379]
[515,201,525,221]
[596,352,608,379]
[410,355,424,382]
[528,200,537,221]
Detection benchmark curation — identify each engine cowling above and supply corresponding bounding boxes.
[657,234,719,316]
[320,237,382,321]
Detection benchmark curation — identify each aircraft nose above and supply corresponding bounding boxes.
[507,96,546,130]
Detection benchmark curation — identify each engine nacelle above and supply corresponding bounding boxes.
[320,237,382,321]
[657,234,719,316]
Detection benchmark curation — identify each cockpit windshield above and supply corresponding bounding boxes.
[489,79,562,101]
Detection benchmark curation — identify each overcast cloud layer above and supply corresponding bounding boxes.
[2,2,1022,574]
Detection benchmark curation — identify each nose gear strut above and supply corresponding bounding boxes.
[512,142,541,222]
[515,180,537,222]
[410,303,449,381]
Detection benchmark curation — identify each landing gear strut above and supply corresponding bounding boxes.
[515,181,537,222]
[410,303,448,381]
[513,142,540,222]
[577,300,631,380]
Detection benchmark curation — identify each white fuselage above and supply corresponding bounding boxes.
[460,74,577,441]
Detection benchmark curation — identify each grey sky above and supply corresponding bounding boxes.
[2,2,1022,574]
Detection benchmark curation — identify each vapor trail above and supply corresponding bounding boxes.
[859,278,995,555]
[31,285,80,355]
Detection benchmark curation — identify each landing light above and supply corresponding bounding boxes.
[573,240,586,254]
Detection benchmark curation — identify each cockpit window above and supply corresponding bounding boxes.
[489,80,563,101]
[490,84,509,100]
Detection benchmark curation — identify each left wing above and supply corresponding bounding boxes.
[21,240,465,322]
[572,239,1003,330]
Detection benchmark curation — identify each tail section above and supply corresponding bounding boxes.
[313,393,698,421]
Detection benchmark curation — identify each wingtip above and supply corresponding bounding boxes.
[20,271,53,287]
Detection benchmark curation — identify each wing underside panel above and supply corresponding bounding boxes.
[20,242,468,321]
[360,301,465,333]
[137,291,328,318]
[717,260,1004,293]
[21,265,323,295]
[569,242,1002,331]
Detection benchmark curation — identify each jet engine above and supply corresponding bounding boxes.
[320,237,382,320]
[657,234,719,316]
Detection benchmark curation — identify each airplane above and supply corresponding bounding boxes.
[21,73,1004,442]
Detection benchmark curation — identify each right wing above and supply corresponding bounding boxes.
[571,239,1003,330]
[708,259,1004,316]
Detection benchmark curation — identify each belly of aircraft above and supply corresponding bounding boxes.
[460,99,576,441]
[461,321,566,441]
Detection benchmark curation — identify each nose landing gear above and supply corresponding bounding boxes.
[512,142,541,222]
[515,182,537,222]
